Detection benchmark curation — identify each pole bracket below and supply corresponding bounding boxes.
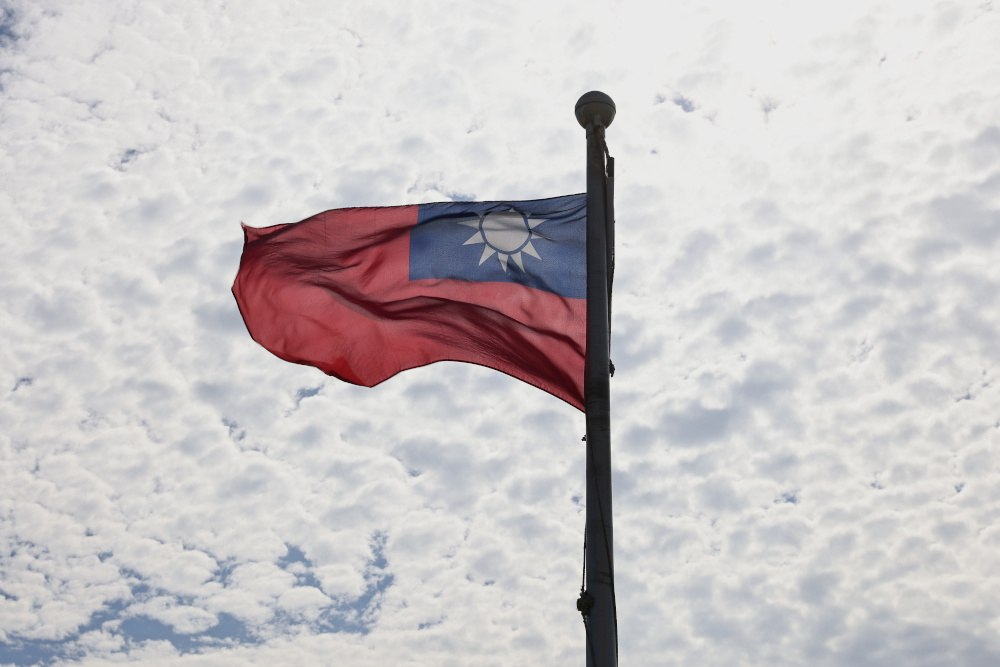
[577,590,595,618]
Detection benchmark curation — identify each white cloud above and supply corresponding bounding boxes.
[2,0,1000,664]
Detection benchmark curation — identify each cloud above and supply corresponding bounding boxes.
[3,0,1000,665]
[662,403,734,447]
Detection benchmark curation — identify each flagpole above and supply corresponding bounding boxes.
[576,91,617,667]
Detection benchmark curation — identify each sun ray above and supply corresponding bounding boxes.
[479,246,496,265]
[527,217,547,229]
[510,252,525,271]
[464,232,484,245]
[458,218,481,229]
[498,253,509,272]
[522,240,540,260]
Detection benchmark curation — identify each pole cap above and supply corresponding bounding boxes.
[575,91,616,129]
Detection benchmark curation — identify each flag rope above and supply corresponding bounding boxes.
[587,431,619,660]
[578,523,598,665]
[576,431,619,662]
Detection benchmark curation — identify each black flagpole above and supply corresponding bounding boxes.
[575,91,617,667]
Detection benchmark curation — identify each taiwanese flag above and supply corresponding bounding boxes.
[232,194,587,410]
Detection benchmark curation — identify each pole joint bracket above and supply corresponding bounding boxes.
[577,590,595,618]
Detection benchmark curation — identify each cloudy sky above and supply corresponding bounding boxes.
[2,0,1000,664]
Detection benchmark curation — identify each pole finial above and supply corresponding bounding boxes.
[575,91,616,129]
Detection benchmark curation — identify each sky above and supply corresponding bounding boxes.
[2,0,1000,664]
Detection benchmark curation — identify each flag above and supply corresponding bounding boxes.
[232,194,588,410]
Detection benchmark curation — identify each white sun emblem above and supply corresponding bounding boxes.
[458,209,548,272]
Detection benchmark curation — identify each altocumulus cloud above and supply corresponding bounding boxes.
[2,0,1000,665]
